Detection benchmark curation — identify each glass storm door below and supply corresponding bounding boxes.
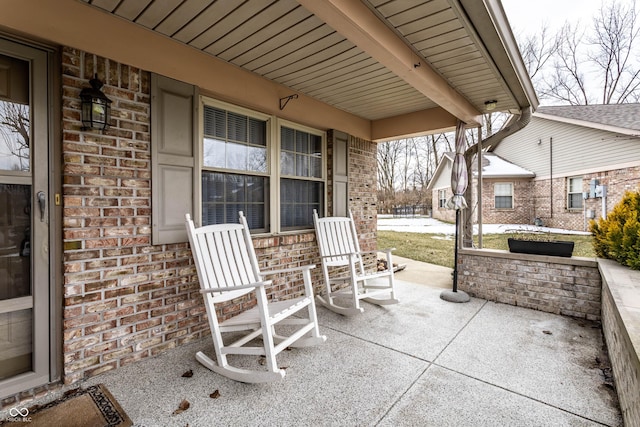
[0,39,50,397]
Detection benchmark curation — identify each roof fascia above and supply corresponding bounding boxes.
[426,154,454,191]
[458,0,539,112]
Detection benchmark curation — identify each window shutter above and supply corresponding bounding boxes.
[151,74,197,244]
[333,131,349,217]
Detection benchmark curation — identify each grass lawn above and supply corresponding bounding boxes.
[377,231,596,269]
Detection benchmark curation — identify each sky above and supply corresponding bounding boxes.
[501,0,606,35]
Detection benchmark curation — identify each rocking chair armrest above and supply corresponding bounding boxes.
[376,248,396,254]
[199,280,273,294]
[357,248,396,256]
[259,264,316,277]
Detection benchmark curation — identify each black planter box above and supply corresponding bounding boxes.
[507,238,574,257]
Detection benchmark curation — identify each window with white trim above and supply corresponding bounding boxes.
[567,177,583,209]
[494,183,513,209]
[438,189,447,208]
[279,126,324,230]
[200,98,325,233]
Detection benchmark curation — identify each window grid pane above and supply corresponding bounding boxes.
[569,177,582,193]
[569,193,583,209]
[280,178,323,229]
[203,105,267,173]
[202,103,325,233]
[494,183,513,209]
[280,127,322,178]
[438,189,447,208]
[495,196,513,209]
[202,171,268,230]
[568,178,583,209]
[494,183,512,197]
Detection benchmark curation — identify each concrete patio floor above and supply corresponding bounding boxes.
[76,259,622,427]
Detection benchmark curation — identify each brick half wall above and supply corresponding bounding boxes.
[457,248,601,320]
[599,259,640,426]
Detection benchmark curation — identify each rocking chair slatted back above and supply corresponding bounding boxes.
[313,211,362,267]
[186,215,260,302]
[312,209,399,315]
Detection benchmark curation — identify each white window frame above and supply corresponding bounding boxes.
[438,189,447,208]
[197,96,326,234]
[494,182,513,209]
[567,177,583,210]
[276,118,327,231]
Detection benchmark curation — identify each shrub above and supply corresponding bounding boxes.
[590,189,640,269]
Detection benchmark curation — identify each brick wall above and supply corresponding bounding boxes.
[482,178,534,224]
[61,48,205,385]
[599,259,640,426]
[458,248,601,320]
[431,188,456,223]
[532,177,584,230]
[583,168,640,226]
[531,168,640,231]
[466,167,640,232]
[348,136,378,252]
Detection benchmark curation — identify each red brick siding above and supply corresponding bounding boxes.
[349,136,378,253]
[482,178,534,224]
[432,188,456,223]
[473,167,640,231]
[532,168,640,231]
[62,48,205,384]
[532,177,584,230]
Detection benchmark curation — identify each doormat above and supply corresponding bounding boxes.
[4,384,132,427]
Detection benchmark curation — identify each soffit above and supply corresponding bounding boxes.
[81,0,525,123]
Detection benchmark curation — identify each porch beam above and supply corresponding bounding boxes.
[371,107,457,142]
[296,0,483,126]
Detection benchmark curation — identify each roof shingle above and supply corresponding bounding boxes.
[536,104,640,131]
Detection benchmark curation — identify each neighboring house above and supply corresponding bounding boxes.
[0,0,536,405]
[429,104,640,231]
[493,104,640,231]
[428,152,535,224]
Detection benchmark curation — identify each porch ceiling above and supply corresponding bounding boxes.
[80,0,536,129]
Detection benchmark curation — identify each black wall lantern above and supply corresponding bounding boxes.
[80,74,112,131]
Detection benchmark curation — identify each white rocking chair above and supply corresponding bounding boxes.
[313,210,398,315]
[185,212,326,383]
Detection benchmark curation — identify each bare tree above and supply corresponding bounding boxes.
[590,0,640,103]
[377,139,403,211]
[0,100,30,171]
[537,0,640,105]
[544,23,591,104]
[518,25,559,81]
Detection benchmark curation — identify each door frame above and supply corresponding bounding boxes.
[0,33,61,399]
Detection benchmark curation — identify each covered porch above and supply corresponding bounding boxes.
[24,266,623,426]
[0,0,539,409]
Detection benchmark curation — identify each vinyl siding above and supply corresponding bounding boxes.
[431,159,452,190]
[493,117,640,178]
